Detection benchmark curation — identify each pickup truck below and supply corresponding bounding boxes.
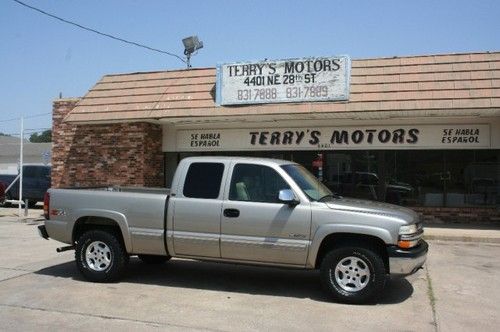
[0,164,51,207]
[38,156,427,304]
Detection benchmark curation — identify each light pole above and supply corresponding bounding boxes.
[18,116,24,219]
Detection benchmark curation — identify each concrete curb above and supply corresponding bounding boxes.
[424,227,500,244]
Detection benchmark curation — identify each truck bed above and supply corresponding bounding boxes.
[46,186,171,255]
[62,186,171,195]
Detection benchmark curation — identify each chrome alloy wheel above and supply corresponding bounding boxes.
[333,256,371,292]
[85,241,112,272]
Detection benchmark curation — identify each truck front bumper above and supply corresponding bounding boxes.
[388,240,428,276]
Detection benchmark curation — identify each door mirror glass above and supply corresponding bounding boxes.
[278,189,298,206]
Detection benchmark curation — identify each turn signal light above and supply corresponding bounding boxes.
[398,240,412,249]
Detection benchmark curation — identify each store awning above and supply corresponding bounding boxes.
[64,52,500,124]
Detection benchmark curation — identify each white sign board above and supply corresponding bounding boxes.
[173,124,490,152]
[216,56,351,105]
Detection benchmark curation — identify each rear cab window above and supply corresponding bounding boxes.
[183,162,225,199]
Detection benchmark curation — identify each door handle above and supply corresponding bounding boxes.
[223,208,240,218]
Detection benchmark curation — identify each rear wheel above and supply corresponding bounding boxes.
[138,254,171,264]
[320,246,386,304]
[75,230,128,282]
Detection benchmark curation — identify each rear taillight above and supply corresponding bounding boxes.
[43,192,50,220]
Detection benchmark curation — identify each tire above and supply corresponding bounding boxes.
[75,230,128,282]
[320,246,387,304]
[138,254,171,264]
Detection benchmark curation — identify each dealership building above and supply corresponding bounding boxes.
[52,51,500,223]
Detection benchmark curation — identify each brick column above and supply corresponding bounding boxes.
[51,98,164,188]
[52,98,80,188]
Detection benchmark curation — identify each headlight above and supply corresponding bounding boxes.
[398,223,423,249]
[399,224,418,235]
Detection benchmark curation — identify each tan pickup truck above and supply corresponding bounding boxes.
[39,156,427,304]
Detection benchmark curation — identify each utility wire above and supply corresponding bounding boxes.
[2,128,51,134]
[24,127,51,131]
[0,112,51,123]
[25,112,52,119]
[0,116,21,123]
[11,0,186,64]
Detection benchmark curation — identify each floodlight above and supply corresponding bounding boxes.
[182,35,203,68]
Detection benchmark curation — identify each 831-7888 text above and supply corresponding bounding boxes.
[237,85,329,101]
[237,88,277,101]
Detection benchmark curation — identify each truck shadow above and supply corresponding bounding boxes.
[35,258,414,305]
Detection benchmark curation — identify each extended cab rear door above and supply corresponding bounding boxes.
[170,160,229,258]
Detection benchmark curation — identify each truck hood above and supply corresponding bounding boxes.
[324,198,419,224]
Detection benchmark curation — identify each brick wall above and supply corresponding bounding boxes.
[52,99,164,188]
[412,206,500,224]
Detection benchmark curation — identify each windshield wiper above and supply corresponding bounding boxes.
[318,193,342,202]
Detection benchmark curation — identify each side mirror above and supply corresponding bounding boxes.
[278,189,299,206]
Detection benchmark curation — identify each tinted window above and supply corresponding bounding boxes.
[22,166,51,178]
[229,164,290,203]
[41,167,51,178]
[282,164,332,201]
[23,166,39,177]
[183,162,224,199]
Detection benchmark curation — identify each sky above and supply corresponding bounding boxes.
[0,0,499,136]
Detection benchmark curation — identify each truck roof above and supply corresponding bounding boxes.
[181,156,298,167]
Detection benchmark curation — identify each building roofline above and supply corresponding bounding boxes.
[97,51,500,77]
[354,50,499,61]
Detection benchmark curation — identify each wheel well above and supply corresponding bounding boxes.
[73,216,125,248]
[315,233,389,272]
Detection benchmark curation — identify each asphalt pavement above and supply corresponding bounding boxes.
[0,210,499,331]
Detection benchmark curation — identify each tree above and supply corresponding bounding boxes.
[29,130,52,143]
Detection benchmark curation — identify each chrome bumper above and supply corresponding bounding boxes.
[388,240,428,276]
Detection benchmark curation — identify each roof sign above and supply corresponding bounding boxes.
[216,55,351,106]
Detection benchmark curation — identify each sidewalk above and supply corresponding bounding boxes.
[424,224,500,244]
[0,206,44,221]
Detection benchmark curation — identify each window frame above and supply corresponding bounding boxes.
[228,163,292,204]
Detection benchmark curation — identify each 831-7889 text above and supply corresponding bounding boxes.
[286,85,328,98]
[237,85,329,101]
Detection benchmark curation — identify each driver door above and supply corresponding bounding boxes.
[220,163,311,266]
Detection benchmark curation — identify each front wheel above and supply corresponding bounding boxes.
[320,246,386,304]
[75,230,128,282]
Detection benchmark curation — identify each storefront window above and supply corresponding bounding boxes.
[386,150,445,207]
[171,149,499,207]
[324,149,499,208]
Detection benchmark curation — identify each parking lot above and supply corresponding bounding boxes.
[0,214,499,331]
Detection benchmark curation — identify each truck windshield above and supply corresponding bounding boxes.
[281,164,333,201]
